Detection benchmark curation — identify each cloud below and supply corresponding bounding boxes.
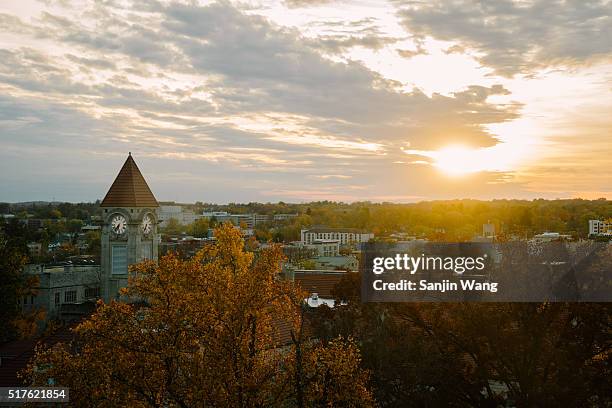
[2,0,592,202]
[305,18,402,53]
[283,0,335,8]
[393,0,612,76]
[1,2,517,146]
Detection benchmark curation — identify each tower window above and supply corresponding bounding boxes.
[112,245,128,275]
[143,243,152,260]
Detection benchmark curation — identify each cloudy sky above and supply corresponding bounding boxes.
[0,0,610,203]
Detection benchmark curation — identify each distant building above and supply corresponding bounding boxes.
[201,211,230,218]
[273,213,298,222]
[23,218,44,230]
[305,239,340,257]
[27,242,42,257]
[300,227,373,246]
[483,222,496,238]
[532,232,572,242]
[314,255,359,271]
[589,219,612,236]
[202,212,298,228]
[160,205,199,227]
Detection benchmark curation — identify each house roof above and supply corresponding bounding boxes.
[305,226,369,234]
[315,256,358,268]
[100,153,158,208]
[294,270,347,298]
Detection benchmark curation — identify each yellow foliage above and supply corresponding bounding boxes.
[26,224,373,407]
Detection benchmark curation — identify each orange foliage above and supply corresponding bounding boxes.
[27,224,373,407]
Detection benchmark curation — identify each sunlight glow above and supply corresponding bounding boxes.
[404,143,524,177]
[431,145,488,175]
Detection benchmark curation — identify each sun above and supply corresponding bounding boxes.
[429,145,482,176]
[404,143,524,177]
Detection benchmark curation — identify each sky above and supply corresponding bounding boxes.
[0,0,610,203]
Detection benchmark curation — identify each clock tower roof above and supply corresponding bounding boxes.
[100,153,159,208]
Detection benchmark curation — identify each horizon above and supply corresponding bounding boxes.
[1,1,611,203]
[2,196,609,207]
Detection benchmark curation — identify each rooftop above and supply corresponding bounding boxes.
[294,270,347,298]
[100,153,158,208]
[304,226,370,234]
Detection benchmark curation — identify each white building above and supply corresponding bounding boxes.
[201,211,230,218]
[532,232,572,242]
[159,205,199,227]
[305,239,340,257]
[301,227,373,246]
[202,212,273,229]
[483,222,496,238]
[273,213,298,221]
[589,219,612,236]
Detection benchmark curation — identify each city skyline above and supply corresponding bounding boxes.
[1,0,611,203]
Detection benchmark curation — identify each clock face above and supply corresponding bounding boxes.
[111,214,127,235]
[142,214,153,235]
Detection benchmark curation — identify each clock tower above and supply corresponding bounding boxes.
[100,153,159,302]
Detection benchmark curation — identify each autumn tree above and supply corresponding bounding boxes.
[27,224,373,407]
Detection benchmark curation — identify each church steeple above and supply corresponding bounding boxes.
[100,154,158,208]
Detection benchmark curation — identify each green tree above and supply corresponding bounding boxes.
[186,218,209,238]
[162,217,183,235]
[0,224,45,343]
[67,219,84,233]
[49,209,62,219]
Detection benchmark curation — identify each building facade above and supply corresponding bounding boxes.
[589,219,612,236]
[159,205,199,227]
[305,239,340,257]
[300,227,374,246]
[23,264,101,321]
[100,153,160,302]
[202,212,298,229]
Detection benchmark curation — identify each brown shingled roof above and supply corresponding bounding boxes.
[100,153,159,208]
[294,271,347,298]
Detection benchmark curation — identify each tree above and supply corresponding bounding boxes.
[27,224,373,407]
[162,217,183,236]
[392,303,612,407]
[0,228,44,343]
[49,209,62,219]
[186,218,209,238]
[85,230,101,258]
[67,219,84,233]
[313,293,612,407]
